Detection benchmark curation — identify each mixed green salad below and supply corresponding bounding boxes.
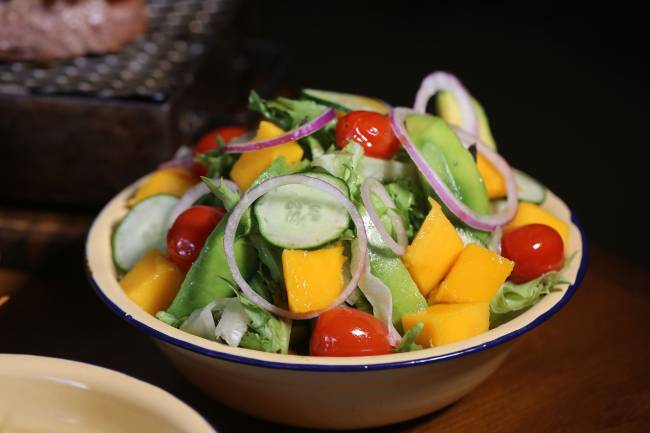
[114,71,573,356]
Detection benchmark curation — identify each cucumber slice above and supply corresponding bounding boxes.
[514,169,546,204]
[112,194,179,272]
[302,89,390,115]
[254,173,350,249]
[313,153,417,183]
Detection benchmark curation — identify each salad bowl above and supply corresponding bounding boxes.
[86,174,586,430]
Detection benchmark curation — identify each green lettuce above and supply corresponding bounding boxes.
[394,322,423,353]
[490,270,570,328]
[193,137,236,178]
[248,90,336,152]
[249,90,325,130]
[250,156,310,189]
[237,294,292,354]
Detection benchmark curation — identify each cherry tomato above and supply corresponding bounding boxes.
[335,111,400,159]
[501,224,564,284]
[309,307,392,356]
[192,126,247,176]
[167,205,225,271]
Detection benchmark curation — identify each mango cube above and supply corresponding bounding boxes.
[282,244,346,314]
[229,121,304,191]
[429,243,513,304]
[477,153,506,199]
[402,303,489,347]
[128,168,197,207]
[402,198,464,297]
[120,250,185,315]
[503,202,569,246]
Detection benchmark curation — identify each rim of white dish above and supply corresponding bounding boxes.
[0,354,216,432]
[86,173,587,371]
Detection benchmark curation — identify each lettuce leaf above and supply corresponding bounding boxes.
[249,90,324,130]
[177,292,291,354]
[250,156,310,189]
[193,136,236,178]
[394,322,424,353]
[311,142,365,198]
[248,90,336,151]
[237,294,292,354]
[490,270,569,328]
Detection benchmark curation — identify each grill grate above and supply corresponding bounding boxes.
[0,0,236,102]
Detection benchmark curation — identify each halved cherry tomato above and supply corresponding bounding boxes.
[501,223,564,284]
[192,126,247,176]
[167,205,225,271]
[309,306,392,356]
[335,111,400,159]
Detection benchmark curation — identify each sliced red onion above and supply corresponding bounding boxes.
[450,125,518,227]
[413,71,478,136]
[390,107,517,231]
[224,108,336,154]
[223,174,368,320]
[350,239,402,346]
[167,178,240,229]
[360,177,407,256]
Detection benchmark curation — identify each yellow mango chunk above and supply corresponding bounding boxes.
[477,153,506,199]
[229,121,304,191]
[402,303,489,347]
[120,250,185,315]
[429,243,513,304]
[282,244,346,314]
[402,198,464,297]
[503,202,569,246]
[128,168,196,207]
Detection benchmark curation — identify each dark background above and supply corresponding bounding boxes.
[242,0,648,267]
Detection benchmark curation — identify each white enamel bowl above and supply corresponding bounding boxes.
[0,355,216,433]
[86,175,587,430]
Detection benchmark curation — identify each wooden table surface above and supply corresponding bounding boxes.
[0,211,648,432]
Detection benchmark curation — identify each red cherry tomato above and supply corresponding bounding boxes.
[192,126,247,176]
[501,224,565,284]
[309,307,392,357]
[335,111,400,159]
[167,205,225,271]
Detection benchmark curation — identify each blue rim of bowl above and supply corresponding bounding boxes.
[87,213,587,372]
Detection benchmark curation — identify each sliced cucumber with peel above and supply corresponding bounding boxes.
[514,169,546,204]
[112,194,179,272]
[302,89,390,115]
[254,172,350,249]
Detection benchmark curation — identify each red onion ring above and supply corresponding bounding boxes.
[450,125,518,226]
[223,174,368,320]
[413,71,478,136]
[224,108,336,154]
[360,177,407,256]
[390,107,517,231]
[167,178,239,229]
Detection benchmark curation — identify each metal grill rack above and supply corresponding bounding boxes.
[0,0,236,102]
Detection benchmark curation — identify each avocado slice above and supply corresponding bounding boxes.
[369,249,428,333]
[435,90,498,150]
[161,217,258,323]
[405,113,490,214]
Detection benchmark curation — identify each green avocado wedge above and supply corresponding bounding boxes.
[368,249,427,334]
[161,217,258,323]
[405,113,491,216]
[436,90,498,150]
